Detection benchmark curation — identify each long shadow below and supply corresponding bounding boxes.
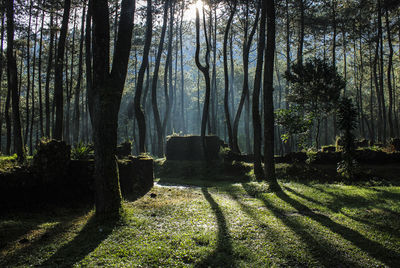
[40,215,119,267]
[308,184,400,216]
[284,185,400,239]
[224,188,308,266]
[0,209,91,266]
[197,188,234,267]
[241,184,359,267]
[270,188,400,267]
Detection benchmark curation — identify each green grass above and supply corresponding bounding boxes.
[1,177,399,267]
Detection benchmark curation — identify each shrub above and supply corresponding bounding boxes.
[71,142,93,160]
[336,97,359,179]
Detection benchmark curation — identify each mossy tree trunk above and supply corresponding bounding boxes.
[90,0,135,217]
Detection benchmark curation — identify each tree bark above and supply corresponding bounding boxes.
[73,4,86,144]
[6,0,25,162]
[252,0,265,181]
[264,0,279,189]
[151,0,168,157]
[232,3,259,154]
[54,0,71,140]
[90,0,136,217]
[223,1,236,150]
[134,0,152,153]
[195,5,211,157]
[385,7,394,138]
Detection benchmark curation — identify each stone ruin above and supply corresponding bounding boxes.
[166,135,226,161]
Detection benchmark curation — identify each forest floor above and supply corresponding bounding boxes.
[1,169,400,267]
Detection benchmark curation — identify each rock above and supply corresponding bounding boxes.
[33,139,71,184]
[389,138,400,151]
[116,141,132,158]
[166,135,225,161]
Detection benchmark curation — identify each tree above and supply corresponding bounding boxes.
[264,0,279,190]
[90,0,136,217]
[151,0,169,157]
[195,3,211,158]
[252,0,265,181]
[223,0,236,150]
[285,58,344,149]
[134,0,152,153]
[6,0,25,162]
[53,0,71,140]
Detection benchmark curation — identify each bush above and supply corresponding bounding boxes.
[336,97,359,179]
[71,142,93,160]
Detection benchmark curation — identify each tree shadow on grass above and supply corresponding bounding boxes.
[243,184,400,267]
[197,188,234,267]
[0,208,91,267]
[283,185,400,237]
[241,183,359,267]
[40,215,119,267]
[223,187,309,266]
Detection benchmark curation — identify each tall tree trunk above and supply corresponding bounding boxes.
[232,4,259,153]
[297,0,304,66]
[264,0,279,189]
[134,0,152,153]
[45,11,54,138]
[0,14,5,152]
[223,1,236,150]
[54,0,71,140]
[377,0,387,143]
[195,5,211,158]
[73,4,86,144]
[6,0,25,162]
[385,7,394,138]
[332,0,337,141]
[90,0,136,217]
[30,14,38,154]
[151,0,168,157]
[252,0,265,181]
[179,1,185,134]
[25,0,32,146]
[38,8,44,138]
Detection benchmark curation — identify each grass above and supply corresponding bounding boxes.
[1,175,399,267]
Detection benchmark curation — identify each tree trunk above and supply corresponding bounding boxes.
[195,5,211,157]
[6,0,25,162]
[264,0,278,189]
[0,14,5,152]
[45,11,54,138]
[54,0,71,140]
[25,0,33,147]
[232,4,259,154]
[90,0,136,217]
[377,0,387,143]
[252,0,265,181]
[179,1,185,134]
[30,14,38,154]
[38,8,44,138]
[134,0,152,153]
[385,7,394,138]
[73,4,86,144]
[223,1,236,150]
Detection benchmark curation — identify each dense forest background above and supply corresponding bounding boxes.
[1,0,400,157]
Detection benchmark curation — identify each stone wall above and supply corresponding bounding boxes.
[166,135,225,161]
